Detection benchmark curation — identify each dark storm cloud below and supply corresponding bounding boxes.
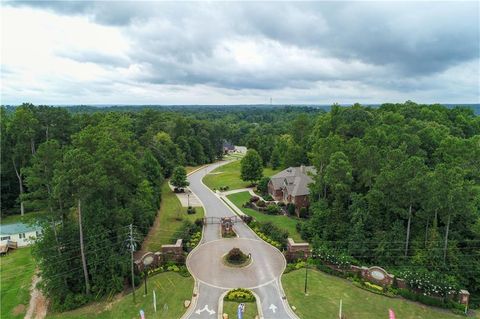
[3,1,479,100]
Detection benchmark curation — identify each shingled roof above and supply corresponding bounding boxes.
[270,165,316,197]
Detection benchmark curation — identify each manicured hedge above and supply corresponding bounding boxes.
[224,288,256,302]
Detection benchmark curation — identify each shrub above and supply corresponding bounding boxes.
[226,248,249,264]
[250,196,260,202]
[256,176,270,195]
[286,203,296,216]
[167,265,180,272]
[264,194,274,201]
[178,265,191,277]
[365,282,383,292]
[241,215,253,224]
[258,221,288,247]
[173,220,202,252]
[399,269,459,296]
[256,200,266,207]
[266,204,280,215]
[315,262,350,279]
[224,288,256,302]
[313,246,356,269]
[194,218,204,227]
[299,207,309,218]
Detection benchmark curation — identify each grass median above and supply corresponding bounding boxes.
[222,301,258,319]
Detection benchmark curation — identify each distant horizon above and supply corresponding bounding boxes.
[3,102,480,107]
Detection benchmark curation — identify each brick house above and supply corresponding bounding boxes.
[268,165,316,215]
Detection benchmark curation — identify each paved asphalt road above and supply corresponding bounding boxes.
[183,161,298,319]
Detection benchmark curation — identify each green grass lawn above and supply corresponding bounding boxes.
[0,247,36,319]
[47,271,193,319]
[0,211,49,225]
[283,269,465,319]
[227,191,303,241]
[142,183,204,252]
[222,301,257,319]
[203,160,281,191]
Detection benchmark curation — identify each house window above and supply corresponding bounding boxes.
[1,236,11,241]
[19,233,26,239]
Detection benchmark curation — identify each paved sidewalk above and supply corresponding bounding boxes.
[168,183,202,207]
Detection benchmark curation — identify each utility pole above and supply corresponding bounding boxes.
[78,199,90,295]
[129,224,136,303]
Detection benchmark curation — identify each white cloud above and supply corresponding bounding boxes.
[1,2,478,105]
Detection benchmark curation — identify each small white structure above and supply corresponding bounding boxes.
[0,223,41,247]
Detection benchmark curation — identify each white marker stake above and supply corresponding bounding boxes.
[339,299,343,319]
[153,290,157,313]
[269,304,277,313]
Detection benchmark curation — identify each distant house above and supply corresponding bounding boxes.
[268,165,316,215]
[222,140,235,154]
[0,223,42,248]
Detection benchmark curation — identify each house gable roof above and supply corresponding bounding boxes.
[271,165,316,196]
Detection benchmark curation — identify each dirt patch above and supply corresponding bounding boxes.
[11,304,26,316]
[25,273,48,319]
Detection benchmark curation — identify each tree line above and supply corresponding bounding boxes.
[0,103,316,310]
[2,102,478,308]
[298,102,480,306]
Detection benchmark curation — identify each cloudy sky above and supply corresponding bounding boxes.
[1,1,479,105]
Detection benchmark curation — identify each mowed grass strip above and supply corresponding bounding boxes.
[47,271,193,319]
[142,182,204,252]
[203,160,281,191]
[222,301,258,319]
[0,247,36,319]
[283,269,465,319]
[227,191,303,241]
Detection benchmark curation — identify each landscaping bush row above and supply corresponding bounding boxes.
[249,220,288,249]
[224,288,256,303]
[214,185,230,192]
[185,231,202,249]
[398,288,465,312]
[147,263,191,278]
[172,219,203,252]
[253,230,282,250]
[284,260,307,273]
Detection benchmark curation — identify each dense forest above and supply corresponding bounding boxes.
[299,103,480,306]
[1,102,479,309]
[0,103,317,310]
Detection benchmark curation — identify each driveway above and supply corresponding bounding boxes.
[183,161,298,319]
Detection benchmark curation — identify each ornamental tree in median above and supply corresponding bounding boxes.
[240,149,263,184]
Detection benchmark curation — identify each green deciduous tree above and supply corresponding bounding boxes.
[171,166,189,190]
[240,149,263,184]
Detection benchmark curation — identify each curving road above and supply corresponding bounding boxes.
[183,161,298,319]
